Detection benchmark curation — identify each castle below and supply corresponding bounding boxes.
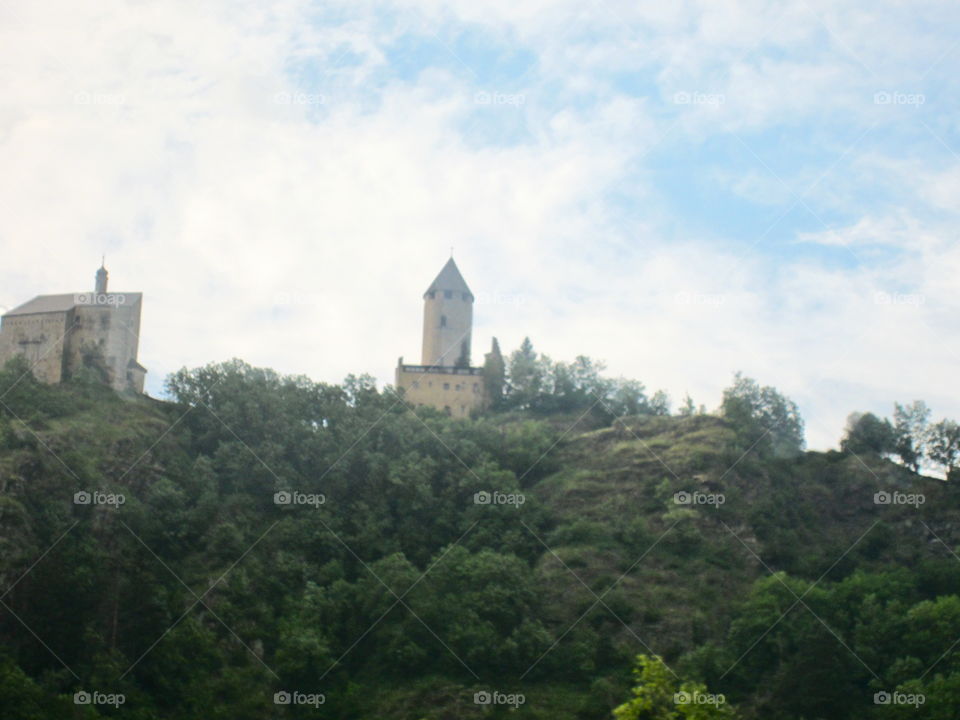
[1,257,499,408]
[0,263,146,392]
[395,258,502,418]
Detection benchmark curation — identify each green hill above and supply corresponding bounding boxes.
[0,359,957,719]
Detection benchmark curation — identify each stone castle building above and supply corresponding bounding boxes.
[0,263,146,392]
[396,258,502,418]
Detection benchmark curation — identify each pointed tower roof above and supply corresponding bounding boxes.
[424,257,472,298]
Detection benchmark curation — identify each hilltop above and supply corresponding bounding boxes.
[0,358,956,720]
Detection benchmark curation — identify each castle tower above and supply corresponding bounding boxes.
[396,257,487,419]
[421,257,473,368]
[95,261,108,295]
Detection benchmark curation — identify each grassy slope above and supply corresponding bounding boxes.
[1,387,951,719]
[370,413,949,718]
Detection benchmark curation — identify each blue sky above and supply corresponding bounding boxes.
[0,0,958,448]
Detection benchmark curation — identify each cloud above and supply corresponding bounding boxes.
[1,0,959,452]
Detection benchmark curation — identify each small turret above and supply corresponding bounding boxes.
[95,259,108,294]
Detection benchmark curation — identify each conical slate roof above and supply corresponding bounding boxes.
[424,258,472,298]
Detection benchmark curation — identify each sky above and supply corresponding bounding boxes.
[0,0,958,450]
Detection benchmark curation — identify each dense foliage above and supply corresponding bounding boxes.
[0,353,957,719]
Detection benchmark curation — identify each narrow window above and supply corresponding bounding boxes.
[443,382,450,390]
[440,315,447,327]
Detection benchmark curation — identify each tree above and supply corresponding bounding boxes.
[613,654,738,719]
[927,419,960,477]
[607,378,650,417]
[840,412,895,455]
[720,373,805,457]
[505,337,546,409]
[482,337,506,408]
[893,401,931,471]
[650,390,671,416]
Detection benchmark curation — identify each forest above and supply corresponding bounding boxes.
[0,341,957,719]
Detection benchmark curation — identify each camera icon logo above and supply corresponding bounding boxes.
[74,491,92,505]
[274,491,292,505]
[874,491,891,505]
[874,691,891,704]
[74,691,91,704]
[674,691,691,704]
[674,491,692,505]
[274,690,292,704]
[474,691,492,704]
[474,491,491,505]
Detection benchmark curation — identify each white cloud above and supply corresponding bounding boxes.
[1,0,959,452]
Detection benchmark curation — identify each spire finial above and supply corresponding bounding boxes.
[450,246,453,258]
[95,259,108,294]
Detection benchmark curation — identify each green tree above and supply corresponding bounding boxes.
[927,419,960,477]
[649,390,671,416]
[840,412,896,455]
[893,401,931,471]
[482,337,506,408]
[506,337,547,409]
[720,373,804,457]
[613,654,738,719]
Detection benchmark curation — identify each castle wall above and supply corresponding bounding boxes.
[396,364,485,419]
[0,311,72,383]
[69,299,142,391]
[0,297,143,392]
[421,289,473,367]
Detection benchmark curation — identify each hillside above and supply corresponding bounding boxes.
[0,359,957,720]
